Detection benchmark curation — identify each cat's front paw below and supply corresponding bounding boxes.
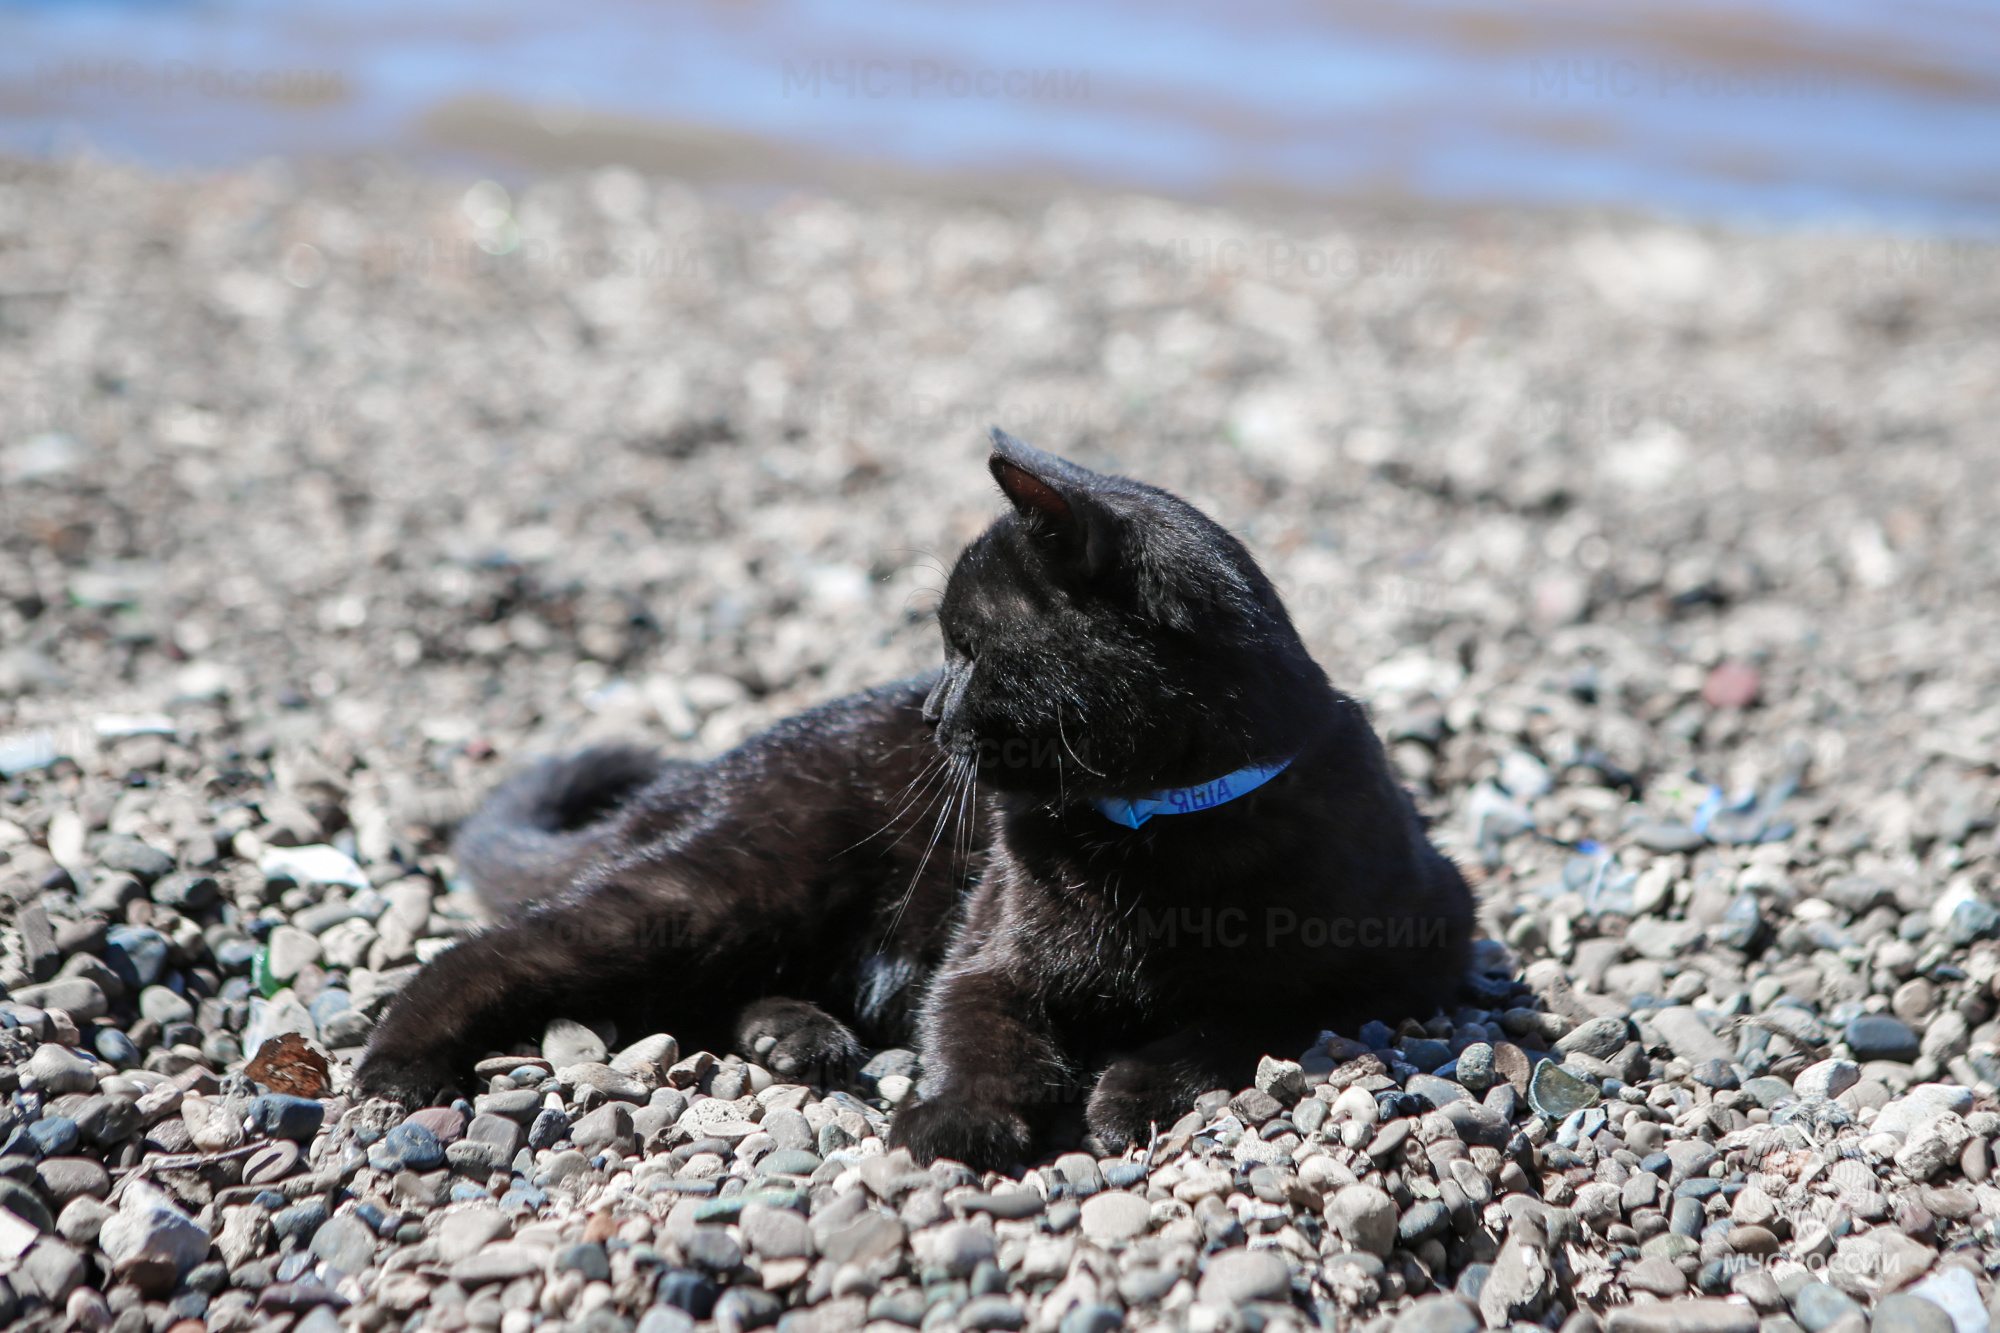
[735,998,863,1084]
[888,1097,1031,1171]
[1085,1057,1184,1153]
[354,1049,461,1108]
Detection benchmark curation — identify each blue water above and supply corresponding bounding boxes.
[3,0,1997,233]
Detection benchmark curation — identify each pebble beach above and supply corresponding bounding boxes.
[3,153,2000,1333]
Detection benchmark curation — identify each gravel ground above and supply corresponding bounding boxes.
[4,153,2000,1333]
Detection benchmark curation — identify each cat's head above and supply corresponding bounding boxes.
[924,429,1332,799]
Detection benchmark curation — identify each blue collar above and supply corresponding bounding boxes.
[1092,756,1295,829]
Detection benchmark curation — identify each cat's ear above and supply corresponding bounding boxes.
[988,427,1117,578]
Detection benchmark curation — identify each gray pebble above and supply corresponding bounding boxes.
[1196,1247,1290,1304]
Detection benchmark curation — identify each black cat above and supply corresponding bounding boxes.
[357,430,1473,1169]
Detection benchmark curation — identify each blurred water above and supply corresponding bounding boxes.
[2,0,1997,231]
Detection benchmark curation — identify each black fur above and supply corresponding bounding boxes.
[357,431,1473,1168]
[454,744,674,916]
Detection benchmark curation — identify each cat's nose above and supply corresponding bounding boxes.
[921,673,949,724]
[922,660,969,726]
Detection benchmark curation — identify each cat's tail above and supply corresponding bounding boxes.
[453,745,668,918]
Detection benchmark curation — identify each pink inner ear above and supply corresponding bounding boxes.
[995,460,1072,523]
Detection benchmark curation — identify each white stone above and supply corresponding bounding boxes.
[99,1182,210,1277]
[1794,1059,1861,1101]
[260,843,369,889]
[1911,1266,1990,1333]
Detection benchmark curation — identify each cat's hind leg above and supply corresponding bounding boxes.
[735,997,862,1084]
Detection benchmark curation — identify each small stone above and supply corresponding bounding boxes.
[1647,1006,1732,1064]
[246,1095,325,1142]
[817,1213,905,1267]
[475,1089,543,1122]
[17,1238,87,1304]
[1727,1225,1778,1256]
[1255,1056,1307,1105]
[1059,1305,1124,1333]
[1491,1042,1532,1092]
[1529,1061,1598,1117]
[138,986,195,1025]
[933,1221,996,1277]
[1399,1199,1449,1244]
[447,1139,510,1177]
[57,1196,115,1246]
[1664,1139,1719,1186]
[1328,1184,1397,1256]
[308,1215,375,1274]
[684,1227,743,1273]
[1481,1221,1552,1327]
[467,1112,526,1161]
[1455,1043,1496,1094]
[563,1062,649,1103]
[1556,1017,1629,1061]
[1907,1267,1986,1333]
[1393,1295,1482,1333]
[450,1244,546,1286]
[1406,1073,1468,1108]
[959,1190,1043,1219]
[556,1242,611,1280]
[1896,1113,1974,1180]
[1875,1085,1974,1139]
[264,927,322,983]
[244,1140,302,1185]
[1078,1192,1149,1242]
[105,926,168,988]
[36,1157,111,1206]
[1894,980,1940,1025]
[181,1094,245,1152]
[1793,1283,1865,1332]
[759,1149,822,1176]
[1625,1256,1689,1297]
[638,1305,697,1333]
[434,1207,511,1262]
[1846,1014,1922,1064]
[571,1103,635,1154]
[371,1122,444,1172]
[1196,1248,1289,1304]
[713,1286,782,1333]
[74,1094,139,1146]
[740,1204,813,1260]
[27,1116,80,1155]
[1604,1301,1757,1333]
[1793,1060,1860,1100]
[1632,822,1707,853]
[1231,1087,1285,1123]
[151,871,218,909]
[23,1043,98,1094]
[1400,1039,1453,1073]
[97,835,176,881]
[543,1019,608,1068]
[527,1107,569,1151]
[612,1032,679,1079]
[1874,1294,1955,1333]
[99,1182,211,1281]
[407,1107,465,1144]
[1730,1185,1778,1227]
[218,1204,272,1268]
